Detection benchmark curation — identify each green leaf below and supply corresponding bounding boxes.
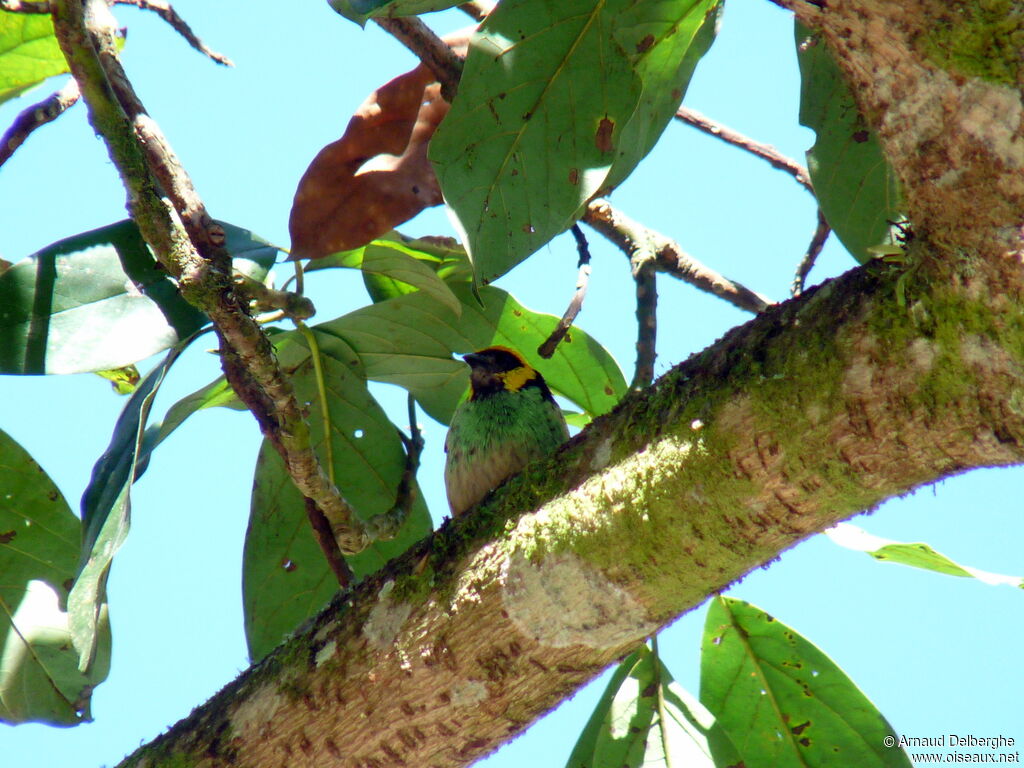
[323,283,627,424]
[0,11,68,105]
[604,0,723,191]
[327,0,461,27]
[825,522,1024,587]
[701,597,911,768]
[0,428,110,725]
[796,23,902,264]
[429,0,643,285]
[306,234,462,314]
[69,340,193,673]
[567,645,740,768]
[243,329,431,661]
[0,220,279,374]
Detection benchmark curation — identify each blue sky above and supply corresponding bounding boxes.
[2,1,1022,766]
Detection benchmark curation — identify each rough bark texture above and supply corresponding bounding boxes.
[120,0,1024,766]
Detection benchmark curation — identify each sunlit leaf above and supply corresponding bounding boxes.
[825,522,1024,588]
[701,597,911,768]
[796,23,902,264]
[0,428,110,726]
[0,220,279,374]
[243,329,431,661]
[567,644,740,768]
[306,234,462,314]
[0,11,67,105]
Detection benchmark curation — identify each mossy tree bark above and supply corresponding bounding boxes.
[118,0,1024,766]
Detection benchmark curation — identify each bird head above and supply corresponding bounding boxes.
[462,346,545,399]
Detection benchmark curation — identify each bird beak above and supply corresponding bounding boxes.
[461,352,484,367]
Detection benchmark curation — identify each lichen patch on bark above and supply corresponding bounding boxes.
[501,551,657,648]
[364,580,413,650]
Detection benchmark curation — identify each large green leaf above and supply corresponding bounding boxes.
[796,23,902,264]
[429,0,643,285]
[243,329,431,661]
[701,597,911,768]
[0,11,68,105]
[323,283,627,424]
[327,0,461,26]
[0,428,110,726]
[604,0,723,191]
[825,522,1024,588]
[567,644,740,768]
[68,341,192,673]
[0,220,279,374]
[305,233,462,315]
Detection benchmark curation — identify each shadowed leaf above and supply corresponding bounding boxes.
[0,428,110,726]
[796,23,902,264]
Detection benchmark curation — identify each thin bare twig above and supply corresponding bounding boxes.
[53,0,369,556]
[374,16,463,101]
[631,251,657,391]
[0,1,51,11]
[584,199,772,314]
[675,107,813,193]
[0,79,79,168]
[305,498,353,588]
[367,395,424,541]
[457,0,493,21]
[111,0,233,66]
[792,209,831,296]
[538,224,592,359]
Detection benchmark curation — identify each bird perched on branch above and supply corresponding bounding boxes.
[444,346,569,516]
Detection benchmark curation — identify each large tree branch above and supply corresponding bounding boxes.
[120,246,1024,766]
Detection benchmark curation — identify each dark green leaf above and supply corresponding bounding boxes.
[701,597,911,768]
[328,0,461,27]
[0,11,68,105]
[796,23,902,264]
[0,220,279,374]
[323,283,627,424]
[243,329,431,661]
[604,0,723,191]
[69,340,193,673]
[567,645,740,768]
[429,0,643,285]
[0,427,110,725]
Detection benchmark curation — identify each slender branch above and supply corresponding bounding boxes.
[52,0,369,554]
[457,0,493,21]
[366,395,424,541]
[631,246,658,390]
[674,107,813,193]
[305,498,353,588]
[111,0,233,66]
[0,1,51,10]
[792,209,831,296]
[538,224,592,359]
[584,199,772,314]
[374,16,463,101]
[0,79,79,168]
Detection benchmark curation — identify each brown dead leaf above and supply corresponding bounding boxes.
[289,34,470,260]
